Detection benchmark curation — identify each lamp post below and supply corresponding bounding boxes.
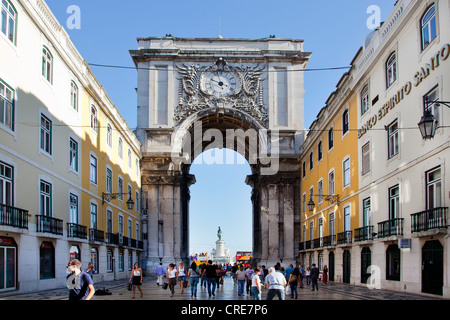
[102,192,135,210]
[418,98,450,140]
[307,194,340,212]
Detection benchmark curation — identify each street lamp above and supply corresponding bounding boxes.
[102,192,135,210]
[419,98,450,140]
[307,194,340,212]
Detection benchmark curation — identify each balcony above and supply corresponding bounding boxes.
[322,235,336,247]
[337,231,352,245]
[411,207,448,233]
[105,232,119,245]
[354,226,375,242]
[36,215,63,235]
[0,204,28,230]
[377,218,403,238]
[89,228,105,243]
[67,223,88,240]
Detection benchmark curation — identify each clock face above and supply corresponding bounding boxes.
[202,71,240,97]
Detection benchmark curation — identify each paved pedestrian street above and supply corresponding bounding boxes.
[0,274,447,301]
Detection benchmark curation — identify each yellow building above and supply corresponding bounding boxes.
[79,67,142,282]
[299,71,359,283]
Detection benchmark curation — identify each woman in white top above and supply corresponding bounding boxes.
[167,263,177,297]
[250,267,262,300]
[177,261,186,294]
[129,262,143,298]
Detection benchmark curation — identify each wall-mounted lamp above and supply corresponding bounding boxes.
[102,192,134,210]
[418,98,450,140]
[307,194,340,212]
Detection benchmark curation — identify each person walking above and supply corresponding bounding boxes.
[66,259,95,301]
[310,263,320,291]
[265,266,287,300]
[305,267,311,285]
[199,263,207,288]
[177,261,186,294]
[245,264,254,296]
[201,260,217,297]
[156,262,166,286]
[129,262,143,298]
[299,265,305,288]
[288,267,300,299]
[167,263,177,297]
[188,262,200,298]
[322,265,328,284]
[231,263,238,284]
[235,264,246,296]
[250,268,262,300]
[85,262,95,282]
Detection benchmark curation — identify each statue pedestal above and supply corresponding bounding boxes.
[215,240,225,257]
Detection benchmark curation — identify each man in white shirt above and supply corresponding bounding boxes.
[265,266,287,300]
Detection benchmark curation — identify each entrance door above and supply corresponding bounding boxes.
[361,247,371,284]
[343,250,351,284]
[422,240,443,295]
[328,251,335,282]
[0,238,16,291]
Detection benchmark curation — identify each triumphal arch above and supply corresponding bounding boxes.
[130,37,311,271]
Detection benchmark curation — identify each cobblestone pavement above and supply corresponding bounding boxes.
[0,275,447,301]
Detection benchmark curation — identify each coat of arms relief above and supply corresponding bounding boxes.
[174,58,268,127]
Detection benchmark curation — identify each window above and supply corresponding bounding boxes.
[424,86,440,127]
[386,244,400,281]
[42,47,53,84]
[0,161,13,206]
[0,80,14,131]
[342,109,349,135]
[118,251,124,272]
[128,149,132,168]
[128,219,132,237]
[302,193,306,214]
[363,198,371,227]
[426,167,441,210]
[90,155,97,184]
[386,52,397,88]
[69,138,78,172]
[329,212,335,237]
[40,115,52,155]
[106,168,112,194]
[107,124,113,147]
[317,142,323,162]
[135,190,139,213]
[388,120,399,158]
[118,215,124,234]
[318,180,323,203]
[328,171,335,195]
[389,185,399,220]
[1,0,17,44]
[70,81,78,111]
[40,180,52,217]
[90,105,98,134]
[309,221,314,243]
[107,250,113,272]
[344,206,351,242]
[135,222,140,240]
[40,242,55,279]
[343,158,350,187]
[421,5,437,50]
[90,203,97,229]
[328,128,334,150]
[106,209,112,234]
[302,225,306,247]
[361,85,370,115]
[135,159,139,177]
[302,161,306,178]
[309,152,313,170]
[118,177,123,201]
[69,194,78,224]
[90,248,98,274]
[362,142,370,175]
[118,138,123,159]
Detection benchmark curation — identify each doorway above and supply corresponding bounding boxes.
[343,249,351,284]
[422,240,443,295]
[328,251,335,282]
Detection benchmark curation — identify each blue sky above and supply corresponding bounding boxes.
[45,0,396,256]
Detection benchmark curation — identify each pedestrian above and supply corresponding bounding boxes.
[200,263,207,288]
[129,262,143,298]
[284,264,294,283]
[310,263,320,291]
[188,261,200,298]
[235,264,246,296]
[265,266,287,300]
[231,263,238,284]
[156,262,166,286]
[167,263,177,297]
[245,264,254,295]
[66,259,95,300]
[85,262,95,282]
[201,260,217,297]
[251,267,262,300]
[288,267,300,299]
[261,265,268,281]
[299,265,305,288]
[322,265,328,284]
[306,267,311,285]
[177,261,186,294]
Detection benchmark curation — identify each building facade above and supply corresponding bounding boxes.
[0,0,142,294]
[300,0,450,297]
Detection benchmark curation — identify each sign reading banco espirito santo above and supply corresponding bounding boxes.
[358,43,450,139]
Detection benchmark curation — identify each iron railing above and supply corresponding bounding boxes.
[0,204,28,229]
[354,226,374,242]
[411,207,448,233]
[337,231,352,245]
[67,223,88,239]
[36,215,63,235]
[89,228,105,243]
[377,218,403,238]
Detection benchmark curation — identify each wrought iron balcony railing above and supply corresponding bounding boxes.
[337,231,352,245]
[89,228,105,243]
[0,204,28,229]
[411,207,448,233]
[354,226,375,242]
[67,223,88,239]
[36,215,63,235]
[377,218,403,238]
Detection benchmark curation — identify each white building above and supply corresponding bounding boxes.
[352,0,449,297]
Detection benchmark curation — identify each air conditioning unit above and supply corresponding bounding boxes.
[118,233,123,244]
